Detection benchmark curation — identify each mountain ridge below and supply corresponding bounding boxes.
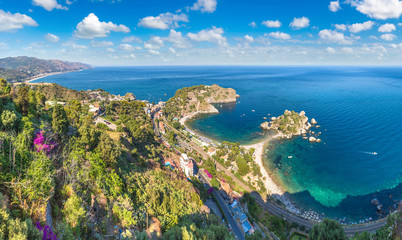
[0,56,92,82]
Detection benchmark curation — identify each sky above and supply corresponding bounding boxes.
[0,0,402,65]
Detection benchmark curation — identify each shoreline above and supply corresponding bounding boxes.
[242,135,302,215]
[25,69,85,83]
[180,112,302,214]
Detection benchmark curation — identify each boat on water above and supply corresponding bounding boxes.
[288,156,293,159]
[251,110,255,112]
[373,152,378,155]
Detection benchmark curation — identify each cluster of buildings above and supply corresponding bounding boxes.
[85,90,136,102]
[163,153,195,179]
[143,100,165,117]
[230,200,255,235]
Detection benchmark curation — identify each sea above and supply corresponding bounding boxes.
[33,66,402,222]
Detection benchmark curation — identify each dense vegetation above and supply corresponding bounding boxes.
[30,84,90,101]
[0,56,92,82]
[164,84,236,121]
[261,110,309,136]
[0,80,231,239]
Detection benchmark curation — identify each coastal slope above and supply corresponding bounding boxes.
[164,84,238,122]
[0,56,92,82]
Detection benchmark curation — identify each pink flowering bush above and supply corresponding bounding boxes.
[204,169,212,178]
[33,131,56,153]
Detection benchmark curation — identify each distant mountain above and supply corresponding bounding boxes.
[0,56,93,82]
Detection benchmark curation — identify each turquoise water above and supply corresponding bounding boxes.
[34,66,402,221]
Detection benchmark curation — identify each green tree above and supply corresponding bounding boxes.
[1,110,17,130]
[15,85,30,115]
[52,104,69,137]
[310,219,346,240]
[62,192,86,228]
[96,132,120,167]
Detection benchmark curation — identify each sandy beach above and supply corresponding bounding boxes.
[181,113,301,214]
[243,136,301,214]
[24,69,84,83]
[243,136,284,195]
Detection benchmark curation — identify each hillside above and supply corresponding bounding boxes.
[164,84,238,121]
[0,80,231,239]
[0,56,92,82]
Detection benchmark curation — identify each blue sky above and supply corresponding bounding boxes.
[0,0,402,65]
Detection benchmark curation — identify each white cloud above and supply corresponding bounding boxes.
[244,35,254,42]
[0,10,38,32]
[319,29,352,44]
[0,42,9,50]
[329,1,341,12]
[63,42,88,50]
[349,0,402,20]
[119,43,139,51]
[262,20,281,28]
[348,21,374,33]
[187,27,228,46]
[149,49,160,55]
[165,30,191,48]
[334,24,347,31]
[399,23,402,26]
[75,13,130,39]
[341,47,354,53]
[391,43,402,49]
[326,47,336,53]
[249,22,257,28]
[44,33,59,42]
[378,23,396,32]
[122,36,142,43]
[91,40,114,47]
[268,31,291,40]
[169,47,176,54]
[289,17,310,29]
[106,48,115,52]
[138,12,188,30]
[144,36,164,50]
[380,33,397,41]
[191,0,217,13]
[32,0,67,11]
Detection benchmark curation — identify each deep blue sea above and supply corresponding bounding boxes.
[33,66,402,221]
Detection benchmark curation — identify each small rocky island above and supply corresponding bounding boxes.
[261,110,320,142]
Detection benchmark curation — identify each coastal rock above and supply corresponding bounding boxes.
[271,117,277,121]
[300,111,305,116]
[311,118,317,125]
[316,138,321,143]
[260,122,269,129]
[309,136,317,142]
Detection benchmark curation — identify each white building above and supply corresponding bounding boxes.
[180,154,194,177]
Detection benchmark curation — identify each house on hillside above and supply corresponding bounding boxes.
[220,180,232,196]
[208,147,216,157]
[159,121,165,134]
[180,154,194,177]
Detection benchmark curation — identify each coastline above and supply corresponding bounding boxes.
[25,69,85,83]
[242,136,301,215]
[180,112,301,215]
